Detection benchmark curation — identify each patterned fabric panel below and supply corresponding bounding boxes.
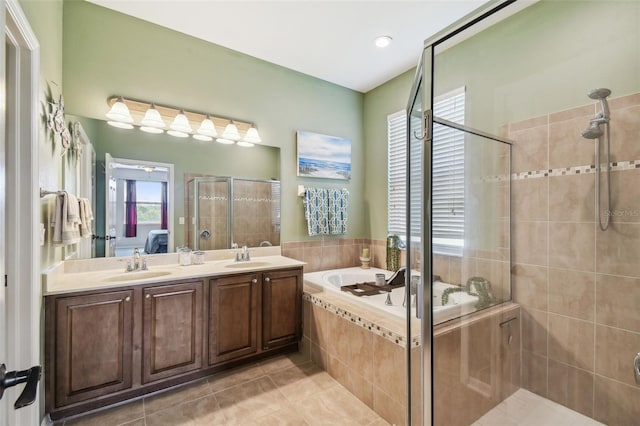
[328,188,349,235]
[303,187,329,236]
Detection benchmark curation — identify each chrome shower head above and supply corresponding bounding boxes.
[582,121,603,139]
[588,88,611,100]
[587,88,611,119]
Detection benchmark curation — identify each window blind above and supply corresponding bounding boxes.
[387,87,465,255]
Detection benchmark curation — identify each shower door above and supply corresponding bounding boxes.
[408,4,515,423]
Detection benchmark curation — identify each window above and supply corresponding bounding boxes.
[387,87,465,255]
[132,181,163,224]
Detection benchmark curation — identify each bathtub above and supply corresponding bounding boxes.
[304,267,479,325]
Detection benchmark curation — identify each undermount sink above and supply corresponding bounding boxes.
[103,270,173,282]
[224,261,271,269]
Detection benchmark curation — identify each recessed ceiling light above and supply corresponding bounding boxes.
[374,35,392,48]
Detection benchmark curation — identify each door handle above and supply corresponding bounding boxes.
[0,363,42,409]
[634,352,640,385]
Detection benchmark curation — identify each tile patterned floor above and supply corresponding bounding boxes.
[60,352,390,426]
[58,353,603,426]
[472,388,605,426]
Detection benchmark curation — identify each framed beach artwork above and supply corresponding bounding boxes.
[296,130,351,180]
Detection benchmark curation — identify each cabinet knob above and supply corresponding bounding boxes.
[125,296,131,302]
[145,294,150,299]
[251,278,257,284]
[264,277,271,283]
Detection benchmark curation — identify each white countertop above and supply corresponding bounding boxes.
[43,247,305,295]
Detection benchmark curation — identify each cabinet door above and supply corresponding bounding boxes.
[142,280,203,383]
[53,290,133,407]
[209,273,259,365]
[262,268,302,350]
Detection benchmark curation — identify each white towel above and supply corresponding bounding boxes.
[78,198,94,238]
[51,191,81,245]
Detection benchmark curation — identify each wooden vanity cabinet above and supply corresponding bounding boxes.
[262,268,302,350]
[47,289,134,408]
[142,280,204,383]
[45,266,302,419]
[209,272,259,365]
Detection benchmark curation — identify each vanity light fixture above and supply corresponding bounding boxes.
[106,96,134,123]
[193,115,217,141]
[105,96,263,146]
[140,104,166,134]
[169,110,192,133]
[221,120,241,141]
[243,125,262,144]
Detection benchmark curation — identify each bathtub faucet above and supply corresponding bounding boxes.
[403,275,419,308]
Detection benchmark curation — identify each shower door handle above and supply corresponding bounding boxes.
[634,352,640,384]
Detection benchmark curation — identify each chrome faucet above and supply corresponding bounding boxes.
[235,245,251,262]
[133,248,141,270]
[125,248,147,272]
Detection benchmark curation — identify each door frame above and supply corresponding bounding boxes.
[3,0,40,425]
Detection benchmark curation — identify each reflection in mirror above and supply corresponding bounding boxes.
[186,177,280,250]
[104,155,175,258]
[72,115,281,258]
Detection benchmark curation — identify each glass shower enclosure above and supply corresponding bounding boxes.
[186,177,281,250]
[407,2,515,424]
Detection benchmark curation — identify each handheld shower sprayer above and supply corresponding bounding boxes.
[581,88,612,231]
[587,88,611,119]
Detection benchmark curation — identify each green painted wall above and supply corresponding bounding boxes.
[362,69,415,240]
[362,0,640,241]
[62,0,365,244]
[434,0,640,133]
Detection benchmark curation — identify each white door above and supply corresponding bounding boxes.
[0,18,8,422]
[2,1,41,424]
[105,153,117,257]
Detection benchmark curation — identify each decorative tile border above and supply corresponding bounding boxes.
[302,292,421,347]
[481,160,640,182]
[511,160,640,181]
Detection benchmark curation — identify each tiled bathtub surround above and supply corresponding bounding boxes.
[282,238,392,272]
[510,92,640,425]
[303,278,521,426]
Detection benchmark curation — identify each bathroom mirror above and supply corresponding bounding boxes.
[71,116,281,258]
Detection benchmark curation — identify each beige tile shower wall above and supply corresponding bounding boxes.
[510,92,640,425]
[283,238,405,273]
[282,239,366,272]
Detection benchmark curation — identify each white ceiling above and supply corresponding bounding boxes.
[88,0,490,93]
